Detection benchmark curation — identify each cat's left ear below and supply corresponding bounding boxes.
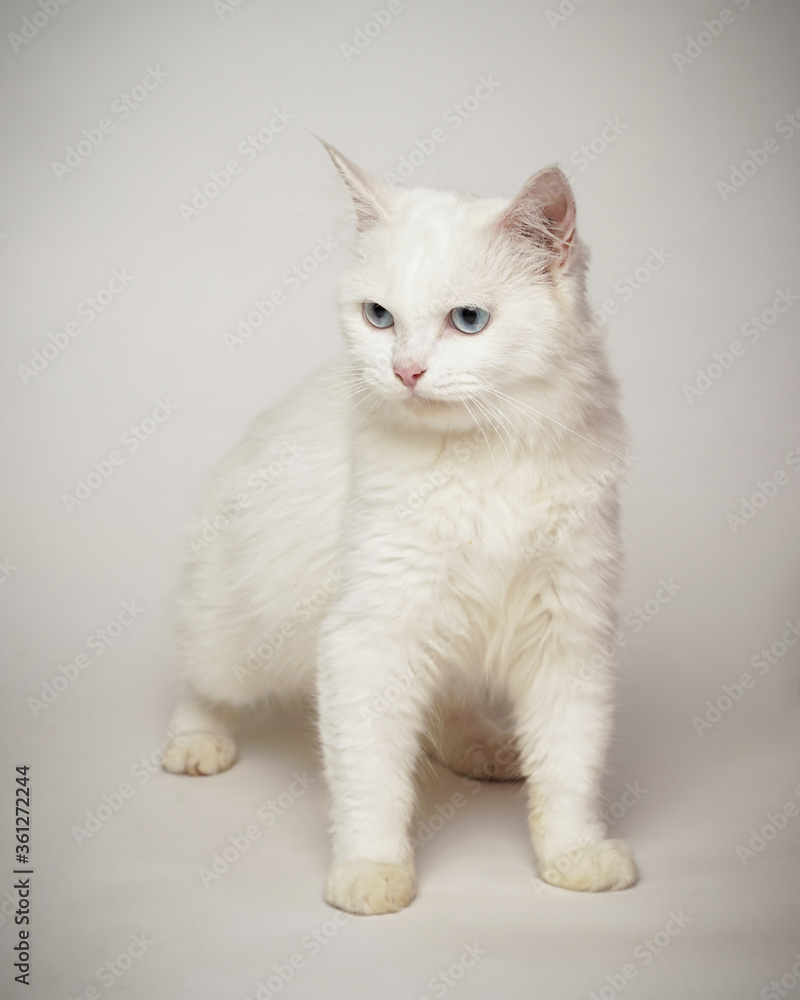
[318,139,394,231]
[498,166,576,268]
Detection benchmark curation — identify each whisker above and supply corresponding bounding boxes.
[470,394,515,467]
[461,398,495,470]
[476,380,560,452]
[328,379,374,402]
[470,379,574,484]
[352,389,385,426]
[473,389,525,463]
[482,380,628,463]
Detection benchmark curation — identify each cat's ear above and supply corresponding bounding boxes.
[318,139,393,230]
[498,166,576,268]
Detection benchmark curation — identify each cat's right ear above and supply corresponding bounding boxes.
[498,166,576,269]
[317,139,394,230]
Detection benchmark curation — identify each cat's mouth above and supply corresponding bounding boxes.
[382,374,462,420]
[397,384,436,407]
[396,386,454,418]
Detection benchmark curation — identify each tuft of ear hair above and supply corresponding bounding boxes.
[315,137,395,231]
[498,166,576,268]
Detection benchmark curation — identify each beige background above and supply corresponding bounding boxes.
[1,1,799,997]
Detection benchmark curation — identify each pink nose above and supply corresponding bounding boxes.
[394,366,426,388]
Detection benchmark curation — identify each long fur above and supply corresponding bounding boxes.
[163,149,639,913]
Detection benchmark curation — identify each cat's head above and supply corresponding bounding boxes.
[325,142,595,436]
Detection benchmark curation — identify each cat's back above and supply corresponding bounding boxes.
[183,360,352,619]
[201,358,349,507]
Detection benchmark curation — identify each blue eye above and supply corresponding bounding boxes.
[450,305,490,334]
[363,302,394,328]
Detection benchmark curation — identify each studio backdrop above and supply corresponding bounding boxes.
[1,1,798,998]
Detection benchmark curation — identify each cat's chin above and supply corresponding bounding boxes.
[385,391,479,435]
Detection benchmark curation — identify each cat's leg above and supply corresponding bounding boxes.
[316,616,441,916]
[163,681,238,776]
[510,580,638,892]
[424,703,522,782]
[513,666,637,891]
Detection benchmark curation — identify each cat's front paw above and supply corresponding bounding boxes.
[539,839,638,892]
[162,732,237,776]
[324,860,416,915]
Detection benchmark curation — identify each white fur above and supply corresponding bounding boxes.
[163,149,638,913]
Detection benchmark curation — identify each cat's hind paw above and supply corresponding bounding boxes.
[538,839,638,892]
[162,732,237,776]
[448,735,523,782]
[324,860,416,915]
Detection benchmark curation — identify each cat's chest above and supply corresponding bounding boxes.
[352,433,567,560]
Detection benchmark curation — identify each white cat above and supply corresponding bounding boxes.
[163,142,639,914]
